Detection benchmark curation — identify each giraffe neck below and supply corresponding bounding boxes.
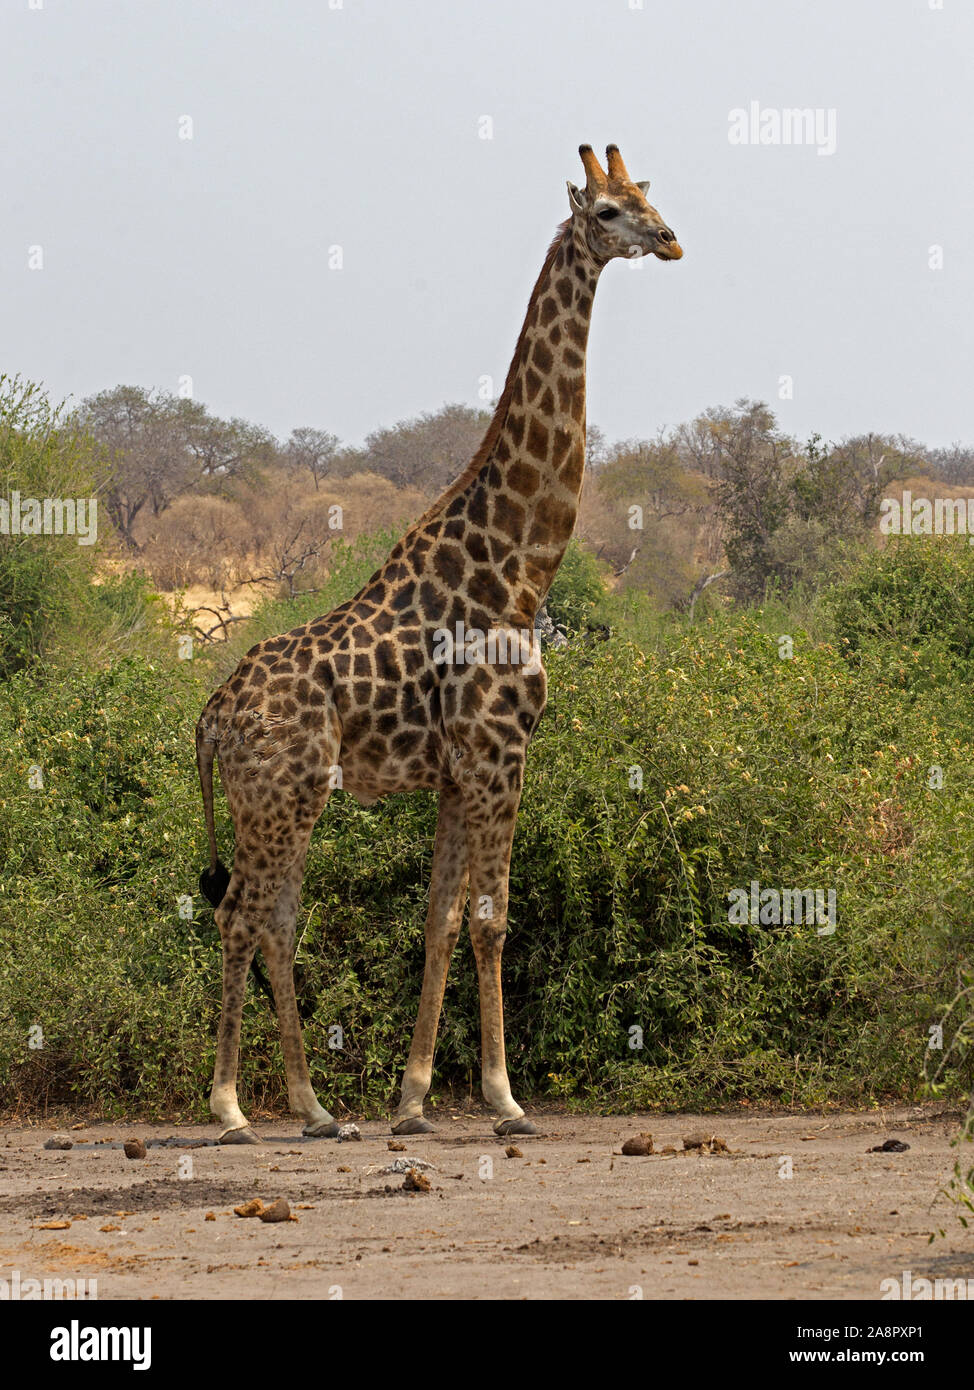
[430,219,603,623]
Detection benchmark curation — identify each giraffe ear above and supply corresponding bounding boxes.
[566,181,586,214]
[635,180,651,196]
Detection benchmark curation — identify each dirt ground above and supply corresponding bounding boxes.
[1,1104,970,1300]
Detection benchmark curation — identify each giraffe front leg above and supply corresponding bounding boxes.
[393,784,468,1135]
[465,788,538,1138]
[468,914,538,1136]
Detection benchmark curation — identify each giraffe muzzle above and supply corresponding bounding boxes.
[653,228,683,261]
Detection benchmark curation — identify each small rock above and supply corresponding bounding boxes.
[337,1123,361,1142]
[505,1145,523,1159]
[37,1220,71,1230]
[868,1138,910,1154]
[257,1198,293,1223]
[621,1133,654,1156]
[661,1145,677,1155]
[388,1140,406,1152]
[204,1212,216,1221]
[683,1132,728,1154]
[403,1168,431,1193]
[123,1138,147,1160]
[233,1198,265,1218]
[44,1135,73,1151]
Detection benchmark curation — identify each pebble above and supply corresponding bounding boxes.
[621,1133,655,1156]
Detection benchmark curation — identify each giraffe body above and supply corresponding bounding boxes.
[195,145,682,1140]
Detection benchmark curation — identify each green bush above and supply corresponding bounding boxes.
[0,376,170,676]
[0,377,107,676]
[1,385,970,1122]
[545,536,609,632]
[827,536,974,683]
[2,568,971,1117]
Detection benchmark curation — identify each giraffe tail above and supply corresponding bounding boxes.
[196,717,230,908]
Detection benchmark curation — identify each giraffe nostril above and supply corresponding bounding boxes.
[658,227,675,243]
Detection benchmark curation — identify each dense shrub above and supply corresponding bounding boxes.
[545,537,609,632]
[2,546,971,1117]
[0,377,108,676]
[827,537,974,694]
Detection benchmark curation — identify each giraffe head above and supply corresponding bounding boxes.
[567,143,683,265]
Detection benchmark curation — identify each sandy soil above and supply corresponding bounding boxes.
[1,1105,970,1300]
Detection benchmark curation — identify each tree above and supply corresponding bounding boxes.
[588,435,711,606]
[679,400,798,601]
[681,404,930,599]
[355,403,491,493]
[926,443,974,488]
[798,432,928,530]
[174,398,273,491]
[75,387,271,547]
[285,427,341,490]
[598,436,707,526]
[585,422,609,469]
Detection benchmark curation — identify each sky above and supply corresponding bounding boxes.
[1,0,971,451]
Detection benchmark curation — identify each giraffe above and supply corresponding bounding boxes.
[195,144,682,1143]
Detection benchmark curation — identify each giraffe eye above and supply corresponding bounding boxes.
[597,207,620,221]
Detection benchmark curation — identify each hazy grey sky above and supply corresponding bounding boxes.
[2,0,971,450]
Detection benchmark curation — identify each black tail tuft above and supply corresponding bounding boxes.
[199,859,231,908]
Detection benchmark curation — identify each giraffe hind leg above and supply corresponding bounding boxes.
[209,863,265,1142]
[205,695,340,1141]
[200,858,276,1008]
[209,826,329,1142]
[260,853,339,1138]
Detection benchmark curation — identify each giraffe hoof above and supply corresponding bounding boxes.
[218,1125,261,1145]
[302,1119,341,1139]
[494,1117,539,1137]
[391,1117,436,1136]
